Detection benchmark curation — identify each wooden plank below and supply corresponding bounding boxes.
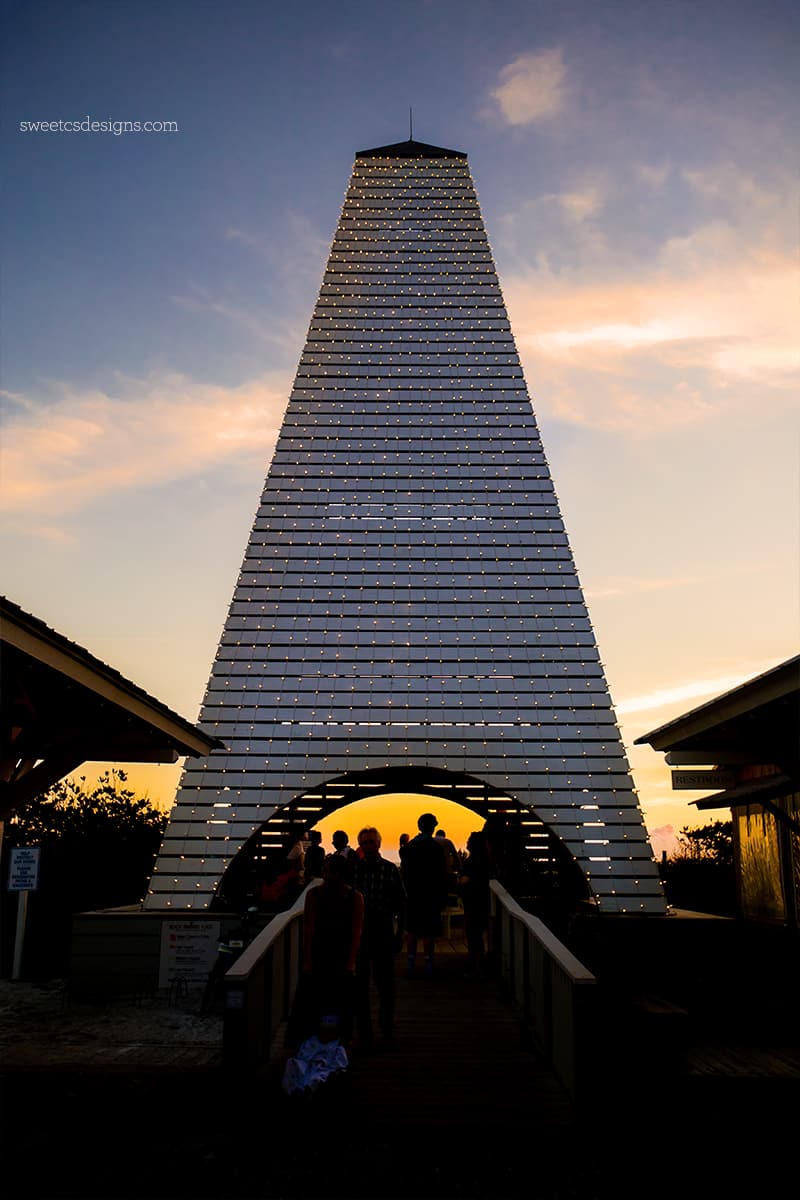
[276,934,575,1132]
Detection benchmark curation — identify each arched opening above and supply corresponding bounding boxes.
[210,766,591,934]
[312,792,481,863]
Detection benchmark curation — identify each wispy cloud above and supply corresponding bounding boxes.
[502,231,797,432]
[615,668,763,717]
[508,242,795,377]
[583,574,702,600]
[638,163,671,189]
[497,153,796,434]
[0,372,291,518]
[170,212,327,357]
[172,285,307,355]
[173,285,271,339]
[515,182,605,226]
[224,213,329,277]
[554,189,601,222]
[584,559,781,601]
[489,48,567,125]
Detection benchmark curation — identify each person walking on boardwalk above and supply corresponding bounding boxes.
[435,828,460,905]
[288,854,364,1048]
[458,830,491,979]
[399,812,448,977]
[331,830,358,878]
[435,829,459,875]
[303,829,325,881]
[352,826,406,1048]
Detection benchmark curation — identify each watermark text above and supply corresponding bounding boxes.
[19,115,178,136]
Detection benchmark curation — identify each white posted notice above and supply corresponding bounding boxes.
[8,846,41,891]
[158,920,221,989]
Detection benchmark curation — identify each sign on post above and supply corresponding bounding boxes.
[8,847,41,980]
[8,846,41,891]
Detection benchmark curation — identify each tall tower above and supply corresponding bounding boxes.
[147,139,665,915]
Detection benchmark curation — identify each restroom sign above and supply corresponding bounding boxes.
[8,846,41,891]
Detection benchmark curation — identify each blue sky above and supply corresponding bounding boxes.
[2,0,798,852]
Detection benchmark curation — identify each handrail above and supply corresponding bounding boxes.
[223,877,598,1095]
[223,883,318,1072]
[226,885,313,982]
[489,881,596,984]
[489,880,597,1105]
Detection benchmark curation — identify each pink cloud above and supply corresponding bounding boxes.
[0,371,291,517]
[489,49,567,125]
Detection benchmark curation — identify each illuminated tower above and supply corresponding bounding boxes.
[146,139,665,914]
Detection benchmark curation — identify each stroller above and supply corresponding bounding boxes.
[282,968,355,1102]
[281,1012,350,1101]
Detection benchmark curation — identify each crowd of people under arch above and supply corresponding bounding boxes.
[284,812,493,1056]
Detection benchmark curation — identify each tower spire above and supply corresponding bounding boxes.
[409,106,413,141]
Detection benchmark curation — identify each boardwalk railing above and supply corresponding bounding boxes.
[489,880,597,1104]
[223,884,315,1072]
[223,878,597,1097]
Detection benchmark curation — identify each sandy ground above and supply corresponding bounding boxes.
[0,977,223,1068]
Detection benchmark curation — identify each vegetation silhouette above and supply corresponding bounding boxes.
[660,820,735,916]
[2,770,167,977]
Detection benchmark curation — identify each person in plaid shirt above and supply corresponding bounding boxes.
[352,827,406,1048]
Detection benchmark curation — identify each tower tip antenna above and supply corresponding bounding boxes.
[409,107,413,141]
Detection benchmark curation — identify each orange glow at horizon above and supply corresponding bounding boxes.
[72,761,684,860]
[71,766,486,864]
[311,793,486,863]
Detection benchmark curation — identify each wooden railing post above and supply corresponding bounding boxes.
[489,881,597,1105]
[223,884,317,1073]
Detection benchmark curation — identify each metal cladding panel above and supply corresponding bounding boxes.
[146,148,665,914]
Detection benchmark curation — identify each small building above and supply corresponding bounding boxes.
[636,656,799,928]
[1,594,225,987]
[1,594,223,821]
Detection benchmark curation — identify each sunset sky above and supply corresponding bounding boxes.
[2,0,797,858]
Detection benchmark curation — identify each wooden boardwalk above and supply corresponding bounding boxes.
[261,935,593,1199]
[3,937,800,1198]
[307,934,575,1132]
[0,938,592,1199]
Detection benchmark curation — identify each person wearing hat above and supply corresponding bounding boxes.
[399,813,448,977]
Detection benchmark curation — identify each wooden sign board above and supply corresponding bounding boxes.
[671,770,736,791]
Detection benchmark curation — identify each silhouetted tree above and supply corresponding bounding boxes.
[2,770,167,976]
[660,820,735,915]
[675,820,733,866]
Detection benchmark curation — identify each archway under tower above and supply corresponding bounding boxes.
[211,765,592,935]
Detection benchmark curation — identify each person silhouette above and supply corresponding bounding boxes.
[435,829,458,874]
[331,830,358,877]
[458,830,491,978]
[399,813,448,977]
[304,830,325,881]
[287,854,364,1048]
[352,826,406,1047]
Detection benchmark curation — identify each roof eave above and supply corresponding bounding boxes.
[1,595,223,757]
[634,655,800,750]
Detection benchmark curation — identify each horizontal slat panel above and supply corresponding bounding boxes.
[145,146,662,914]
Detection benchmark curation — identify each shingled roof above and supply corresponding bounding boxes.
[0,595,224,819]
